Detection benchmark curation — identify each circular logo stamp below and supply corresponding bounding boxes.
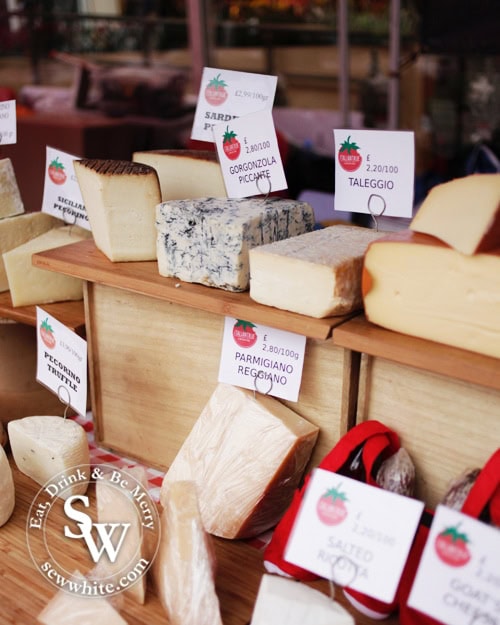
[26,464,160,598]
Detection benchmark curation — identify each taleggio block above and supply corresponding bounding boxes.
[161,383,319,539]
[249,224,386,318]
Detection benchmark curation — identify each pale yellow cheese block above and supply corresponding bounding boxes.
[0,211,62,292]
[249,224,386,318]
[0,444,15,526]
[410,173,500,255]
[362,230,500,359]
[161,383,319,539]
[8,416,90,499]
[132,149,227,200]
[3,225,90,306]
[153,480,222,625]
[0,157,24,219]
[74,159,161,262]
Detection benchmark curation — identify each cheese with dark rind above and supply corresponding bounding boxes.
[161,383,319,539]
[156,197,315,291]
[410,174,500,255]
[74,158,162,262]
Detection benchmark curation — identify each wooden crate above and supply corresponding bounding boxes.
[333,315,500,508]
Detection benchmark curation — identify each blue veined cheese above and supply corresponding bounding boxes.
[156,197,315,291]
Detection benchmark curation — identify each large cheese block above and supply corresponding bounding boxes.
[3,225,90,306]
[251,574,354,625]
[0,211,61,292]
[410,174,500,255]
[8,416,90,498]
[0,444,15,526]
[161,383,319,539]
[362,230,500,359]
[132,149,227,200]
[0,157,24,219]
[74,159,161,262]
[249,224,386,318]
[38,570,129,625]
[156,197,315,291]
[154,480,222,625]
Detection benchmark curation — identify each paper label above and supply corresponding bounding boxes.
[408,505,500,625]
[218,317,306,402]
[333,129,415,218]
[285,468,425,603]
[36,308,88,417]
[191,67,277,142]
[41,146,91,231]
[214,109,287,198]
[0,100,16,145]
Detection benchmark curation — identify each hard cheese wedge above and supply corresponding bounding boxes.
[156,197,315,291]
[0,444,15,526]
[38,570,128,625]
[251,574,354,625]
[8,416,90,499]
[410,173,500,255]
[154,480,222,625]
[133,149,227,200]
[362,230,500,359]
[3,225,90,306]
[74,159,162,262]
[0,211,61,292]
[0,157,24,219]
[161,383,319,539]
[249,224,386,318]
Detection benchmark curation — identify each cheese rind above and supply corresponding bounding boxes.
[0,444,15,526]
[154,480,222,625]
[0,158,24,219]
[132,149,227,200]
[251,574,354,625]
[161,383,319,539]
[3,225,90,306]
[0,212,61,292]
[8,416,90,498]
[362,230,500,359]
[249,225,386,318]
[156,197,315,291]
[410,174,500,255]
[74,159,162,262]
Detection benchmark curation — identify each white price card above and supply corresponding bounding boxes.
[333,129,415,219]
[214,109,287,198]
[41,146,91,231]
[285,468,425,604]
[36,308,88,417]
[408,504,500,625]
[218,317,306,402]
[191,67,277,143]
[0,99,16,145]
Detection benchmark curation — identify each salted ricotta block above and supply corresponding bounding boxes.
[3,225,90,306]
[362,230,500,359]
[156,197,315,291]
[74,159,161,262]
[0,444,15,526]
[37,570,128,625]
[133,149,227,200]
[0,158,24,219]
[161,383,319,539]
[8,416,90,499]
[154,480,222,625]
[410,174,500,255]
[0,211,61,292]
[251,575,354,625]
[249,224,386,318]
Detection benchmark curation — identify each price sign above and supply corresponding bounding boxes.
[0,100,16,145]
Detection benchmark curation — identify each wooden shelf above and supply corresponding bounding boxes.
[332,314,500,392]
[0,291,85,333]
[32,239,353,341]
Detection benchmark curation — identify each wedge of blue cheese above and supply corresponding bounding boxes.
[156,197,315,291]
